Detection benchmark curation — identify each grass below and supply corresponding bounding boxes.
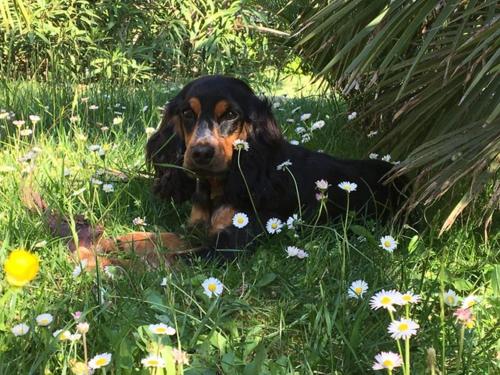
[0,79,498,374]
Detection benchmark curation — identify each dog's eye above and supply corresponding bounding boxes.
[221,110,238,122]
[182,109,195,119]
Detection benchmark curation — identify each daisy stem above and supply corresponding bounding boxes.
[311,199,326,237]
[237,150,266,235]
[388,310,406,375]
[285,166,302,219]
[457,324,465,370]
[405,338,410,375]
[388,369,392,375]
[83,333,88,364]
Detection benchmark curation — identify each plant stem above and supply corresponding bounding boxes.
[457,324,465,370]
[285,166,302,219]
[405,338,410,375]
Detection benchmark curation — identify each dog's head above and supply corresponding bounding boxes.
[147,76,283,197]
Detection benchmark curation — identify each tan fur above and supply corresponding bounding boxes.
[209,205,236,235]
[214,100,229,118]
[189,204,211,226]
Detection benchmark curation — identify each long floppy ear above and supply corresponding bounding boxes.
[146,99,196,203]
[248,97,282,145]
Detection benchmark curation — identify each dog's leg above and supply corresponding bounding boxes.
[188,179,211,228]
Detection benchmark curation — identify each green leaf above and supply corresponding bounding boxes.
[255,272,277,287]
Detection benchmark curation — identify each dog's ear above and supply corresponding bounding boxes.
[146,99,195,202]
[248,97,282,145]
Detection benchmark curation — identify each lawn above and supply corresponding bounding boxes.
[0,79,498,374]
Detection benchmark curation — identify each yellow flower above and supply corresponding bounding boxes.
[4,249,40,287]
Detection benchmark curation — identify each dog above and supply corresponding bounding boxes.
[145,75,407,260]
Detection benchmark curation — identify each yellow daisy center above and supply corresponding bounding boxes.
[446,296,454,304]
[403,295,412,302]
[148,360,159,366]
[95,358,107,366]
[383,359,394,368]
[156,327,166,333]
[384,241,391,248]
[271,223,278,229]
[354,287,363,295]
[381,296,392,305]
[237,217,244,224]
[398,323,409,331]
[465,320,475,329]
[208,283,217,292]
[40,319,48,324]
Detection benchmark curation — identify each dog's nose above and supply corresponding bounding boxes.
[191,145,215,165]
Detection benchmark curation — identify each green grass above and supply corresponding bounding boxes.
[0,80,498,375]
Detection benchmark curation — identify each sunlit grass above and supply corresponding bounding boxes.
[0,80,498,374]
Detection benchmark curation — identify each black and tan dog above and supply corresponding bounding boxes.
[145,75,407,260]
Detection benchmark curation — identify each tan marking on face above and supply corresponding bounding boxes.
[214,100,229,118]
[189,204,211,227]
[209,205,236,235]
[214,123,248,168]
[188,97,201,117]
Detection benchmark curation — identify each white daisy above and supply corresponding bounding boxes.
[388,318,420,340]
[347,112,357,120]
[296,249,309,259]
[315,179,329,191]
[300,113,311,121]
[286,118,295,123]
[286,214,299,229]
[141,354,166,368]
[295,126,306,134]
[290,140,299,145]
[68,333,82,342]
[381,154,391,162]
[88,353,112,369]
[19,129,33,136]
[379,235,398,252]
[102,183,114,193]
[232,212,249,229]
[266,218,283,234]
[133,217,147,226]
[89,105,99,110]
[12,120,25,127]
[462,295,480,309]
[338,181,358,193]
[202,277,224,298]
[400,291,421,305]
[172,348,190,365]
[347,280,368,299]
[160,277,168,287]
[88,144,102,152]
[301,134,311,143]
[443,289,459,307]
[369,153,379,159]
[372,351,403,371]
[53,329,71,341]
[72,259,88,277]
[76,322,89,334]
[36,313,54,326]
[370,290,403,312]
[276,160,292,171]
[90,178,103,185]
[233,139,250,151]
[11,323,30,336]
[112,117,123,125]
[285,246,300,257]
[311,120,325,130]
[148,323,176,335]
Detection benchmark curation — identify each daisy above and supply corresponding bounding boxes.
[36,313,54,326]
[53,329,71,341]
[102,183,114,193]
[112,117,123,125]
[300,113,311,121]
[133,217,147,226]
[454,307,472,322]
[88,353,112,369]
[68,333,82,342]
[266,218,283,234]
[311,120,325,130]
[233,139,249,151]
[276,160,292,171]
[388,318,419,340]
[11,323,29,336]
[100,126,109,132]
[90,178,103,185]
[301,134,311,143]
[285,246,300,257]
[89,105,99,110]
[72,259,87,277]
[461,295,480,309]
[443,289,459,306]
[286,118,295,123]
[381,154,391,162]
[72,311,82,320]
[145,127,156,137]
[338,181,357,193]
[76,322,89,334]
[286,214,300,229]
[19,129,33,136]
[148,323,176,335]
[372,351,403,371]
[369,153,379,159]
[202,277,224,298]
[141,354,166,368]
[347,280,368,299]
[172,348,190,365]
[295,126,306,134]
[370,290,403,312]
[290,140,299,145]
[400,291,421,305]
[232,212,249,228]
[160,277,168,287]
[29,115,40,123]
[70,115,80,123]
[88,144,101,152]
[296,249,309,259]
[379,235,398,253]
[347,112,357,120]
[12,120,25,127]
[315,179,329,191]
